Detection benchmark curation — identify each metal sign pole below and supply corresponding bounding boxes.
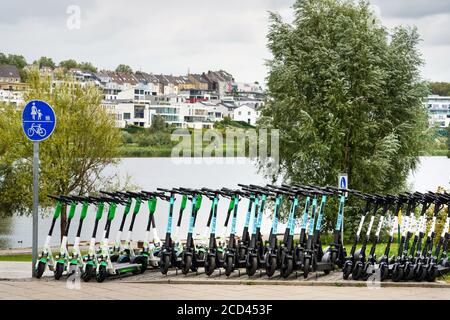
[32,141,39,277]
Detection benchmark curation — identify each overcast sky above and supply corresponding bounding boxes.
[1,0,449,84]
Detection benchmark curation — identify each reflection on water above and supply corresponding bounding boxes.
[0,156,448,249]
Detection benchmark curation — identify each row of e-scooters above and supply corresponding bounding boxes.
[342,190,450,282]
[34,184,348,282]
[34,184,449,283]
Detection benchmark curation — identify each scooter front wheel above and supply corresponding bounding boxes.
[391,265,403,282]
[414,265,426,282]
[182,255,192,275]
[352,263,363,280]
[205,256,216,276]
[426,267,438,282]
[342,262,352,280]
[379,265,389,281]
[160,254,170,275]
[224,256,234,277]
[246,256,258,276]
[36,261,46,279]
[54,262,64,280]
[281,258,293,279]
[266,256,277,277]
[303,258,310,279]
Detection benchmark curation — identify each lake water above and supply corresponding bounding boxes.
[0,156,449,250]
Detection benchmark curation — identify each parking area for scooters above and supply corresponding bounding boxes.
[1,262,449,299]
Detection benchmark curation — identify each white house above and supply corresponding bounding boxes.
[0,89,24,106]
[232,104,259,126]
[426,95,450,128]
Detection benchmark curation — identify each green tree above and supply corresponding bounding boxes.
[35,56,56,69]
[115,64,133,73]
[78,61,97,73]
[0,53,28,69]
[59,59,78,70]
[150,114,167,132]
[429,82,450,96]
[259,0,428,228]
[0,68,123,235]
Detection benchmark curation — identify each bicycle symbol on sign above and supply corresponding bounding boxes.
[27,123,47,138]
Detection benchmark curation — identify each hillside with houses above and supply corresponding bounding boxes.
[0,58,264,130]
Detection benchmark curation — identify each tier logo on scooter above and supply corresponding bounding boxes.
[22,100,56,141]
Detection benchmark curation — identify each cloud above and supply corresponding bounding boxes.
[1,0,449,83]
[0,0,295,83]
[371,0,450,18]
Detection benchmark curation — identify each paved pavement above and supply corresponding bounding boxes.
[1,262,449,300]
[0,280,449,300]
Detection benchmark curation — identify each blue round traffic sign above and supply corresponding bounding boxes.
[22,100,56,141]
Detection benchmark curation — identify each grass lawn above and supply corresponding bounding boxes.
[0,254,32,262]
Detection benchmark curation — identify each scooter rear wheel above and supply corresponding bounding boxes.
[36,261,46,279]
[182,255,192,275]
[224,256,234,277]
[54,262,64,280]
[266,256,277,277]
[96,265,107,283]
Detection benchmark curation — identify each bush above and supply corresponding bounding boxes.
[122,131,134,144]
[136,131,172,148]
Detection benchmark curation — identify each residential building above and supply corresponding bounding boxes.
[0,89,24,106]
[0,65,26,91]
[188,73,209,91]
[203,70,234,96]
[426,95,450,128]
[232,104,259,126]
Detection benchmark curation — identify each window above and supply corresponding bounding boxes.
[248,111,251,115]
[134,106,145,119]
[123,113,131,120]
[117,114,122,120]
[238,111,241,115]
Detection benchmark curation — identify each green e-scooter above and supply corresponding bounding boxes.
[35,195,68,278]
[53,197,78,280]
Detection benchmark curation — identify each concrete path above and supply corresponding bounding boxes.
[1,261,449,300]
[0,280,449,300]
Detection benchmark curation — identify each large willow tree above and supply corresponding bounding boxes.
[259,0,428,195]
